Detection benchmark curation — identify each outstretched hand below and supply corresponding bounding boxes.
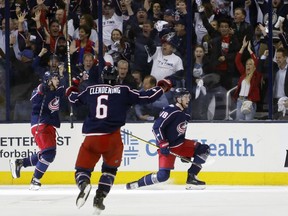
[247,41,253,54]
[242,36,248,48]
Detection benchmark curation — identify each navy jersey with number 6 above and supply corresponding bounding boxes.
[152,104,190,148]
[68,84,164,134]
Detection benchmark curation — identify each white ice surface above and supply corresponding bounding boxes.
[0,185,288,216]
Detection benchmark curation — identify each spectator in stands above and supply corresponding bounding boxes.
[54,8,66,35]
[33,51,64,80]
[258,0,288,41]
[198,3,221,57]
[129,20,157,79]
[95,1,132,46]
[67,0,97,19]
[193,2,216,45]
[9,34,39,121]
[33,10,63,54]
[73,52,100,121]
[210,18,240,90]
[14,12,29,60]
[107,28,132,66]
[234,37,262,120]
[28,0,64,26]
[173,18,188,60]
[73,52,100,91]
[161,9,175,36]
[0,18,19,58]
[131,70,143,90]
[209,0,231,20]
[191,45,216,120]
[116,59,137,89]
[271,48,288,119]
[134,75,169,121]
[145,1,163,23]
[231,7,254,62]
[115,59,138,121]
[175,0,187,21]
[119,0,134,18]
[69,14,98,42]
[232,0,260,27]
[278,15,288,50]
[54,35,67,63]
[145,32,184,103]
[251,23,268,59]
[125,7,150,40]
[147,32,183,82]
[70,24,95,65]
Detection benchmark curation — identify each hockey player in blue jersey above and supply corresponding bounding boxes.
[9,71,65,190]
[66,65,172,214]
[126,88,210,190]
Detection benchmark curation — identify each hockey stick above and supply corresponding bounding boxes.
[65,0,74,129]
[121,129,195,164]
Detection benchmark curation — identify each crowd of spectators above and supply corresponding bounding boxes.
[0,0,288,122]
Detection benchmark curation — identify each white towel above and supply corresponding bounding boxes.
[195,79,207,99]
[278,96,288,116]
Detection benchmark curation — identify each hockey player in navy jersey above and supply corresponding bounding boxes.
[66,65,172,214]
[126,88,210,190]
[9,71,65,190]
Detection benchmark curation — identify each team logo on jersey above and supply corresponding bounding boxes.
[176,121,187,136]
[48,97,60,113]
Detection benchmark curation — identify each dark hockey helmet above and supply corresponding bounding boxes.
[101,65,118,85]
[42,71,59,84]
[174,88,191,102]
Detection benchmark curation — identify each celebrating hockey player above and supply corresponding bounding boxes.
[9,71,65,190]
[126,88,210,190]
[66,65,172,214]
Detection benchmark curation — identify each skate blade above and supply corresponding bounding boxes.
[93,207,102,215]
[9,160,18,179]
[185,184,206,190]
[126,181,139,190]
[76,184,92,209]
[29,185,41,191]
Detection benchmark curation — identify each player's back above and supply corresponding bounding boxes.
[79,84,162,134]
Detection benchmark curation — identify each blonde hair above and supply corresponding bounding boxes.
[245,58,255,83]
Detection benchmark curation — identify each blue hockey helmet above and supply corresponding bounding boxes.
[42,71,59,84]
[101,65,118,85]
[174,88,191,102]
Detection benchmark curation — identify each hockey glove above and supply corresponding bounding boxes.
[72,77,80,87]
[65,86,79,97]
[159,140,170,155]
[157,79,172,93]
[39,83,49,94]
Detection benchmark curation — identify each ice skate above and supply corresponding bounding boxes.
[9,159,23,178]
[93,190,106,215]
[126,181,139,190]
[76,181,92,208]
[186,173,206,190]
[29,177,41,190]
